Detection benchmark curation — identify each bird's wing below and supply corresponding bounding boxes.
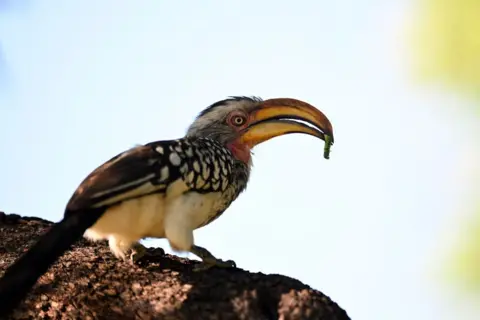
[65,137,235,213]
[65,139,184,212]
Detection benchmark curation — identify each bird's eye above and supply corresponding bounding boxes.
[230,115,247,126]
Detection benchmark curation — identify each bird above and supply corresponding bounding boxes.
[0,96,334,316]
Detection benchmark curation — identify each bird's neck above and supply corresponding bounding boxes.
[226,140,252,193]
[227,140,252,164]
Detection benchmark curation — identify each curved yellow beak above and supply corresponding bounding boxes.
[239,98,334,159]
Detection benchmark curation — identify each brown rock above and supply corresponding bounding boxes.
[0,213,350,320]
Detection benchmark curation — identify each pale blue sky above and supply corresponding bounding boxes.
[1,1,478,319]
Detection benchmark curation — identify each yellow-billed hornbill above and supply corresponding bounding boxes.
[0,96,334,315]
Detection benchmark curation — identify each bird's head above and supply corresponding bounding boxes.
[186,96,334,164]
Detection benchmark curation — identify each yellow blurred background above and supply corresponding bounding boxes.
[410,0,480,296]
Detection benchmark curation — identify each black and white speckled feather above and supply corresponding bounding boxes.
[66,137,250,230]
[67,138,249,211]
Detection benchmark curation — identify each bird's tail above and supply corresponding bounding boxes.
[0,208,105,316]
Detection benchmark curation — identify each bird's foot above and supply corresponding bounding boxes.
[129,242,148,263]
[190,245,236,272]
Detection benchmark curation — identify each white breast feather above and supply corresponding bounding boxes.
[84,178,227,258]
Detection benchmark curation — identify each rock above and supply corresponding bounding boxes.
[0,213,350,320]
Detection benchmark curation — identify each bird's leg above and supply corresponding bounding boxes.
[190,244,236,272]
[163,196,236,271]
[129,242,148,263]
[109,237,148,263]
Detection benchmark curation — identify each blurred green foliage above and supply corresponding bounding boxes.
[411,0,480,109]
[446,211,480,291]
[411,0,480,292]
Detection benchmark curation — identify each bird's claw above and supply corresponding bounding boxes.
[193,258,236,272]
[190,244,236,272]
[129,242,148,263]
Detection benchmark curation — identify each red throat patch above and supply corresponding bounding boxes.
[227,141,251,164]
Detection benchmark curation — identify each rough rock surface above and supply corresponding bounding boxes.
[0,212,350,320]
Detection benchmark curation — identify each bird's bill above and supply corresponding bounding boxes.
[239,98,335,159]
